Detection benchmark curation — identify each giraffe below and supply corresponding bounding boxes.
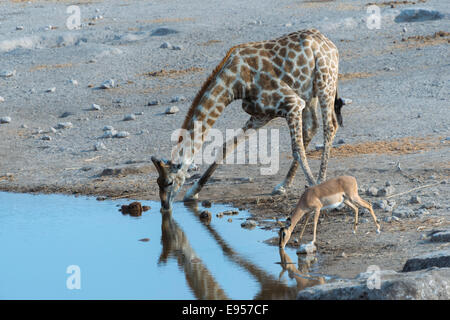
[152,29,344,211]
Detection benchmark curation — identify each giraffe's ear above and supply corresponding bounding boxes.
[151,156,169,177]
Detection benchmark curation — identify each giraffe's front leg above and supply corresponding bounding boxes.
[272,99,319,195]
[184,116,270,201]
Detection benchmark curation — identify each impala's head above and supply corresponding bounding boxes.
[278,217,292,248]
[151,156,186,212]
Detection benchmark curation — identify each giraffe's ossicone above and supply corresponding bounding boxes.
[153,29,345,211]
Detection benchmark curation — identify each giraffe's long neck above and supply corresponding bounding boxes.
[175,73,236,170]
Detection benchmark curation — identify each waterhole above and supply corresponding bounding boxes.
[0,192,325,299]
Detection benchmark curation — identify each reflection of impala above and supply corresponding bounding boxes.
[159,202,325,299]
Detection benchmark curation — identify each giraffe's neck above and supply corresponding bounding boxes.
[175,75,236,170]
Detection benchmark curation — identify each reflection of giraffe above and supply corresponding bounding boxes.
[159,210,229,299]
[182,202,325,299]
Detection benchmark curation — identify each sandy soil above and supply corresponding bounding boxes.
[0,0,449,280]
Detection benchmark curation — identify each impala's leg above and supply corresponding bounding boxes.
[311,207,321,244]
[298,212,311,243]
[184,116,270,201]
[272,98,319,195]
[351,196,381,234]
[344,199,359,234]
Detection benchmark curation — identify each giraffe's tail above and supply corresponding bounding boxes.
[334,90,345,127]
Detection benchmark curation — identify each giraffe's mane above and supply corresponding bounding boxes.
[180,45,243,131]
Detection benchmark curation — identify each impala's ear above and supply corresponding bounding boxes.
[151,156,169,177]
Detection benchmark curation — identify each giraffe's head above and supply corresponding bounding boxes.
[151,156,186,212]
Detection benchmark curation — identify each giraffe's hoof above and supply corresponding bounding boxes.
[272,185,286,196]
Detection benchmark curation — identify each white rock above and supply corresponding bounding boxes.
[101,129,117,138]
[16,26,24,31]
[0,70,16,78]
[100,79,115,89]
[56,122,73,129]
[123,114,136,121]
[114,131,130,138]
[165,106,179,114]
[0,96,4,103]
[297,242,317,254]
[94,142,106,151]
[160,42,172,49]
[0,116,12,124]
[103,125,114,131]
[69,79,78,85]
[46,87,56,93]
[49,127,57,133]
[90,103,101,111]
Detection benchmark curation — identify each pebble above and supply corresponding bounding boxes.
[103,125,114,131]
[377,186,395,197]
[60,111,74,118]
[115,131,130,138]
[49,127,57,133]
[241,220,257,229]
[0,96,4,103]
[222,210,239,216]
[123,114,136,121]
[165,106,179,114]
[56,122,73,129]
[41,135,51,141]
[170,96,186,103]
[160,42,172,49]
[94,142,106,151]
[69,79,78,86]
[90,103,101,111]
[172,45,183,50]
[46,87,56,93]
[100,79,115,89]
[16,26,24,31]
[409,195,421,204]
[148,100,159,106]
[0,117,12,124]
[101,129,117,139]
[402,27,407,32]
[337,138,345,144]
[0,70,16,78]
[216,212,224,218]
[366,187,379,197]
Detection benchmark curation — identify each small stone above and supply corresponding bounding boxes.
[165,106,179,114]
[46,87,56,93]
[49,127,57,133]
[392,207,414,218]
[101,129,117,138]
[341,252,347,258]
[337,138,345,144]
[160,42,172,49]
[0,116,11,124]
[148,100,159,106]
[100,79,115,89]
[138,238,150,242]
[123,114,136,121]
[202,200,212,208]
[0,96,4,103]
[216,212,224,218]
[377,186,395,197]
[94,142,106,151]
[241,219,257,229]
[402,27,407,32]
[69,79,78,85]
[41,135,51,141]
[20,124,28,129]
[0,70,16,78]
[199,210,212,223]
[409,195,421,204]
[366,187,379,197]
[385,181,392,187]
[56,122,73,129]
[170,96,186,103]
[114,131,130,138]
[16,26,24,31]
[135,112,144,116]
[90,103,101,111]
[222,210,239,216]
[103,125,114,131]
[284,23,292,27]
[172,45,183,50]
[227,218,233,223]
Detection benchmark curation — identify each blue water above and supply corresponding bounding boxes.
[0,192,322,300]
